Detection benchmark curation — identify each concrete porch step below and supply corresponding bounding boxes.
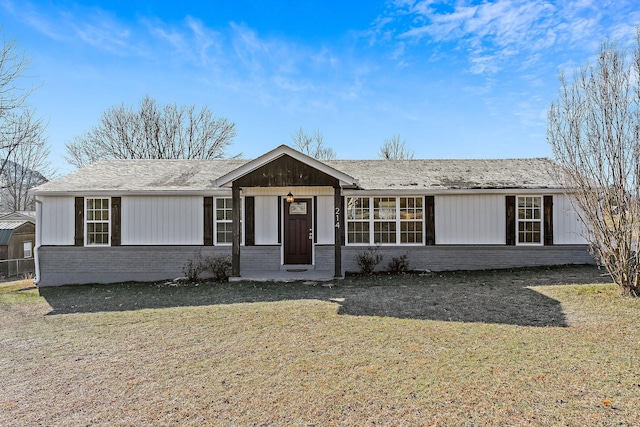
[232,268,340,282]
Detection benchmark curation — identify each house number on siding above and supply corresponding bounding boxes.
[335,207,341,229]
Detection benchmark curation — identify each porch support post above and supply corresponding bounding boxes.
[232,183,241,277]
[334,185,342,278]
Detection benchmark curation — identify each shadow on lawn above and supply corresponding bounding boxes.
[38,265,611,327]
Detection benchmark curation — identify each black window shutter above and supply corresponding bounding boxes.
[544,195,553,246]
[506,196,516,245]
[74,197,84,246]
[425,196,435,246]
[245,196,255,246]
[111,197,121,246]
[203,197,213,246]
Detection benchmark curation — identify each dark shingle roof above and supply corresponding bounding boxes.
[33,157,562,194]
[325,158,559,190]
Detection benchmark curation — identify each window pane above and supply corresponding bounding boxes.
[374,197,396,220]
[348,222,370,244]
[216,198,233,221]
[518,221,541,243]
[374,221,396,244]
[533,207,541,220]
[400,197,423,220]
[347,197,369,220]
[87,222,109,245]
[400,221,423,244]
[216,222,232,244]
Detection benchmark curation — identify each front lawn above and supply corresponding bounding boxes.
[1,266,638,425]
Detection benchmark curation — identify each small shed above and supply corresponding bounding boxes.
[0,219,35,278]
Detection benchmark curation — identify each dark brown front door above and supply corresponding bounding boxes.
[284,199,312,264]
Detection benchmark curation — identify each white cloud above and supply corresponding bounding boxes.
[469,54,499,75]
[381,0,637,77]
[68,11,131,52]
[2,0,140,55]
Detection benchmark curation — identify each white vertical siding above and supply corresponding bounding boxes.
[553,194,588,244]
[316,195,335,244]
[435,195,505,244]
[255,196,278,244]
[121,196,203,245]
[39,196,75,245]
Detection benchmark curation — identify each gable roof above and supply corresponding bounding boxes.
[214,145,359,188]
[0,220,34,245]
[0,211,36,222]
[32,146,563,195]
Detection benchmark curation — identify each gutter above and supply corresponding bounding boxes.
[34,198,42,286]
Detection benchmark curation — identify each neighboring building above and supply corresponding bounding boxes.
[32,145,592,287]
[0,211,36,222]
[0,218,35,278]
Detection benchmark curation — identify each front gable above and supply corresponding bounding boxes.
[234,154,339,187]
[215,145,358,189]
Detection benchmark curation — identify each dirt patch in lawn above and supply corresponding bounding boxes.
[38,264,611,327]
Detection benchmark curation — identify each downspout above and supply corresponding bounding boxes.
[34,198,42,285]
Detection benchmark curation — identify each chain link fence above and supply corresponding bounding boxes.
[0,258,35,279]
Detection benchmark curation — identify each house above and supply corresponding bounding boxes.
[32,145,593,287]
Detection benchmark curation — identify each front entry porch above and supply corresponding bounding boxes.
[234,244,339,282]
[213,146,359,280]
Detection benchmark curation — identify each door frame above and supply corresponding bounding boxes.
[282,197,313,265]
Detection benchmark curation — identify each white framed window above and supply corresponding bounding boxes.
[86,198,110,246]
[215,198,242,245]
[346,196,424,245]
[373,197,397,244]
[347,197,370,244]
[23,241,32,258]
[400,197,423,244]
[517,196,542,245]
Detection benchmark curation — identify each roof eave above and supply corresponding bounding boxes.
[33,189,233,197]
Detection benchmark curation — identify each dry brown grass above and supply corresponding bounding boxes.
[1,266,638,426]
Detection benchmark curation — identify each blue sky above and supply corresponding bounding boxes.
[2,0,638,174]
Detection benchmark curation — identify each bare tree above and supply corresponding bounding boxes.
[1,110,52,211]
[291,127,337,160]
[0,32,51,212]
[65,96,238,168]
[547,32,640,296]
[379,134,414,160]
[0,33,37,177]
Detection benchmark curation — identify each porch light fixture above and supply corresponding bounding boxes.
[286,191,294,203]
